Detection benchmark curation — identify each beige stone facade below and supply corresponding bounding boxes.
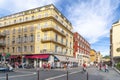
[110,20,120,64]
[0,4,75,67]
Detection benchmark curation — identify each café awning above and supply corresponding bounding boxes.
[25,54,50,59]
[54,55,78,62]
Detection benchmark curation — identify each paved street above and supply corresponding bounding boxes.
[0,67,120,80]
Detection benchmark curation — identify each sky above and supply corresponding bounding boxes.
[0,0,120,56]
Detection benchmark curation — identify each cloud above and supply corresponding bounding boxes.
[67,0,120,43]
[0,0,60,14]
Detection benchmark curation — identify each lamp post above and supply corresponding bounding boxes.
[66,57,69,80]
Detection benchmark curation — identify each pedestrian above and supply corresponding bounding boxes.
[104,64,109,72]
[47,63,51,70]
[83,62,87,72]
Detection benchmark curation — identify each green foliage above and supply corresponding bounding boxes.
[116,62,120,70]
[103,55,110,59]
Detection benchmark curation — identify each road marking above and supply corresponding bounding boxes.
[45,70,81,80]
[15,70,36,74]
[0,72,36,79]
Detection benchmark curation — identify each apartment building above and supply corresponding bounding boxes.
[90,49,102,64]
[110,20,120,65]
[96,52,102,63]
[0,4,75,68]
[73,32,90,66]
[90,49,97,64]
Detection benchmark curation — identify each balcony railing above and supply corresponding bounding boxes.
[41,25,66,37]
[41,37,66,47]
[0,43,6,47]
[40,49,66,54]
[0,33,6,38]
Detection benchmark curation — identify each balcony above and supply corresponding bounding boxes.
[0,43,6,47]
[40,49,66,54]
[41,26,66,37]
[41,37,66,47]
[0,33,6,38]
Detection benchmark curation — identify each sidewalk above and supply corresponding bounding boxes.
[87,67,120,80]
[113,67,120,74]
[14,66,82,72]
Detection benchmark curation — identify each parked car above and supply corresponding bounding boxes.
[0,64,13,72]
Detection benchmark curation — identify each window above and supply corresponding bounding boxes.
[14,20,16,23]
[66,49,68,53]
[17,47,21,52]
[37,24,41,29]
[70,42,72,48]
[45,13,48,17]
[24,46,27,52]
[37,33,40,41]
[30,34,34,42]
[44,22,48,28]
[12,47,15,53]
[55,15,58,19]
[38,15,41,18]
[44,32,47,40]
[61,37,63,44]
[30,45,33,51]
[66,39,68,46]
[30,26,34,31]
[78,42,79,46]
[32,16,34,19]
[19,18,22,22]
[7,37,10,45]
[55,34,58,41]
[7,48,9,52]
[55,45,58,52]
[23,34,27,42]
[18,28,21,33]
[70,50,71,54]
[12,36,15,44]
[13,28,16,34]
[43,44,47,51]
[24,27,27,32]
[25,17,28,20]
[4,22,6,25]
[6,30,10,35]
[18,35,21,43]
[37,47,40,52]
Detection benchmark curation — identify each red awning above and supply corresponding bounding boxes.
[25,54,50,59]
[10,55,18,59]
[10,55,21,59]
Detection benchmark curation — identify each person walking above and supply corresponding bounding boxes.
[83,62,87,72]
[104,64,109,72]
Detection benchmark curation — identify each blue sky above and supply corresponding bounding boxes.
[0,0,120,56]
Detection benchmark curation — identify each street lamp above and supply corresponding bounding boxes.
[66,56,69,80]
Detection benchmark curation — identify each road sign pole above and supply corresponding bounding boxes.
[6,73,8,80]
[67,70,68,80]
[87,72,88,80]
[37,69,39,80]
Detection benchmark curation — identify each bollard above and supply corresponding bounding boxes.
[6,73,8,80]
[87,72,88,80]
[37,70,39,80]
[67,70,68,80]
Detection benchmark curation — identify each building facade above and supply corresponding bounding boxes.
[90,49,102,64]
[73,32,90,66]
[0,4,75,68]
[96,52,102,63]
[90,49,97,64]
[110,20,120,65]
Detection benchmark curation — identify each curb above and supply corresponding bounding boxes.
[113,67,120,74]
